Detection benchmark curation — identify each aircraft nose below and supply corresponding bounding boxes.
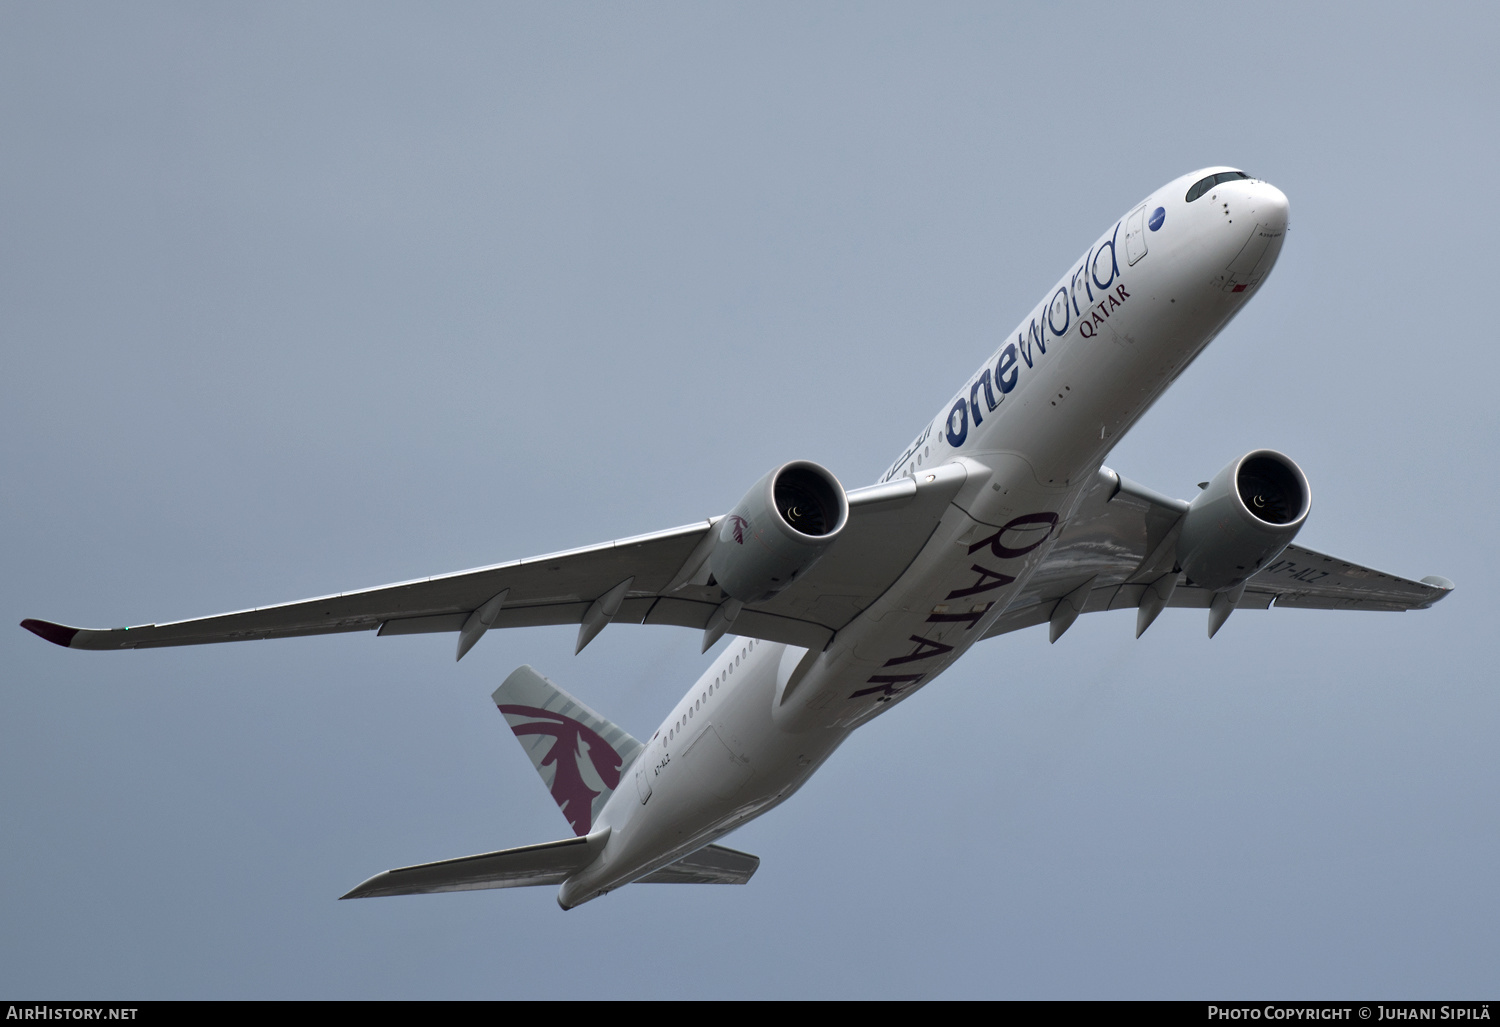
[1212,180,1288,294]
[1251,181,1289,233]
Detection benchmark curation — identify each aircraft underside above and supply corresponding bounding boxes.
[24,167,1451,908]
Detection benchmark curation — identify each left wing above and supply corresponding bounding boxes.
[23,464,968,655]
[24,521,715,651]
[981,467,1453,641]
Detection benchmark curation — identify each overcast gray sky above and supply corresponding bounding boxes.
[4,2,1497,999]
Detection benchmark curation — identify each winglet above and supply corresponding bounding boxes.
[20,619,80,648]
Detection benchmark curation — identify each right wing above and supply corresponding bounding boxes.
[23,463,968,655]
[980,467,1453,640]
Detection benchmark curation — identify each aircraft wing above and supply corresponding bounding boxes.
[22,463,969,655]
[980,467,1453,640]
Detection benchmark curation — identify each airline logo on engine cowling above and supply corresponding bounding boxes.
[723,514,750,544]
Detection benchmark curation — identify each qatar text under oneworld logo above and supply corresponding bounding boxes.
[913,218,1136,460]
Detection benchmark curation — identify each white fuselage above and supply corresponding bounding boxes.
[559,168,1290,909]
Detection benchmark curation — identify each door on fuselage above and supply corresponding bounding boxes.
[635,750,652,803]
[1123,204,1148,265]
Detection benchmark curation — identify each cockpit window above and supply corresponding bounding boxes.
[1185,170,1250,203]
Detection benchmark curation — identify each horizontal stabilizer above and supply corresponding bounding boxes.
[637,843,760,885]
[340,829,608,899]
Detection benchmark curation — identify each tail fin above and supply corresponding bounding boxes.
[494,665,644,837]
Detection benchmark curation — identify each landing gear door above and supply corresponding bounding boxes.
[1124,205,1148,265]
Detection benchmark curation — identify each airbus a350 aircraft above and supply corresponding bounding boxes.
[24,167,1452,909]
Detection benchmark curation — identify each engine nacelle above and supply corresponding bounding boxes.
[1176,450,1311,592]
[709,461,849,604]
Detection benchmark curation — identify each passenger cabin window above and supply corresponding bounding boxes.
[1185,170,1249,202]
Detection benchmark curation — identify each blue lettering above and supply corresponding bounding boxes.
[892,221,1136,474]
[995,344,1019,392]
[1018,317,1047,369]
[1070,262,1091,315]
[945,398,968,448]
[1047,287,1071,337]
[969,369,997,425]
[1092,221,1121,292]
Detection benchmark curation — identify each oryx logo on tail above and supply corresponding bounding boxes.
[498,704,625,835]
[493,666,645,835]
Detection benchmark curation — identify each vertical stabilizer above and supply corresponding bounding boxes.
[493,666,644,836]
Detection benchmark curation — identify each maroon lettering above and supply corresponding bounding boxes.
[945,563,1016,600]
[851,674,924,700]
[926,603,993,629]
[967,511,1060,560]
[883,635,957,667]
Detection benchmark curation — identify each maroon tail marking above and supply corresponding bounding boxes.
[498,703,626,836]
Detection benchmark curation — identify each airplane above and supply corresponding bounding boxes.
[22,166,1453,910]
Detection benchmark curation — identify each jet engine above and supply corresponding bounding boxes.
[1176,449,1311,592]
[709,461,849,603]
